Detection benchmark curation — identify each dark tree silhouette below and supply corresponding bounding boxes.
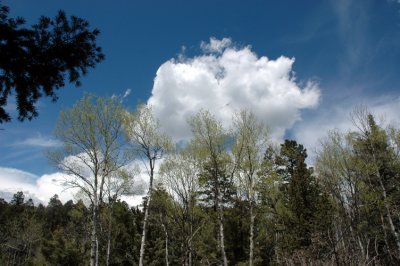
[0,4,104,123]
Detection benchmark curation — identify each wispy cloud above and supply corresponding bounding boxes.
[111,88,132,102]
[292,95,400,163]
[279,2,334,45]
[12,133,61,148]
[200,37,232,53]
[330,0,371,74]
[0,167,37,184]
[123,88,132,99]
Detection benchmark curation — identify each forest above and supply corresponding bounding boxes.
[1,94,400,266]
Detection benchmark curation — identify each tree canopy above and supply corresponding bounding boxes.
[0,4,104,123]
[2,98,400,265]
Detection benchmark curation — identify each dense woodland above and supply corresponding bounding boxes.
[1,95,400,266]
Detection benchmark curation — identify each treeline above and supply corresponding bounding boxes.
[0,192,141,265]
[1,95,400,265]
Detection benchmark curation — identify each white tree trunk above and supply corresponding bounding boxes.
[249,201,255,266]
[161,223,169,266]
[90,197,98,266]
[378,177,400,256]
[138,191,151,266]
[218,206,228,266]
[106,204,113,266]
[139,160,155,266]
[188,222,193,266]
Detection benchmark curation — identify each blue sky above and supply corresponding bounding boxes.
[1,0,400,203]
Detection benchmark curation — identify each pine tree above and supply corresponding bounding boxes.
[275,140,332,262]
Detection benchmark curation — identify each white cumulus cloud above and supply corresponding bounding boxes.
[0,167,74,204]
[148,37,321,141]
[0,158,152,206]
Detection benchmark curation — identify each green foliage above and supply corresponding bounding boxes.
[316,110,400,264]
[0,192,43,265]
[224,198,249,264]
[0,192,144,265]
[3,107,400,265]
[198,155,236,209]
[99,200,141,265]
[258,140,334,263]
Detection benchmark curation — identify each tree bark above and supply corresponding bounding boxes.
[138,190,151,266]
[161,223,169,266]
[188,222,193,266]
[380,214,394,263]
[139,157,155,266]
[249,201,255,266]
[90,197,98,266]
[106,203,113,266]
[368,128,400,258]
[218,205,228,266]
[378,177,400,257]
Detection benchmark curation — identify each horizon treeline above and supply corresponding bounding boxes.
[1,95,400,265]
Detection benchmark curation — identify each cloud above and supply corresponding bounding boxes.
[0,167,37,185]
[200,37,232,53]
[330,0,370,73]
[148,37,320,141]
[0,167,74,204]
[12,133,61,148]
[123,88,132,99]
[0,156,153,206]
[111,88,132,102]
[292,96,400,163]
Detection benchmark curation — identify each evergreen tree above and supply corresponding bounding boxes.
[0,192,43,265]
[0,4,104,123]
[189,110,233,266]
[275,140,333,263]
[351,111,400,260]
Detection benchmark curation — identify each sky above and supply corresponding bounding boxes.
[1,0,400,204]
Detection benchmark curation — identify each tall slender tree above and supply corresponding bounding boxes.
[47,95,131,266]
[189,110,234,266]
[232,110,269,266]
[316,109,400,264]
[160,145,202,265]
[351,109,400,258]
[123,104,172,266]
